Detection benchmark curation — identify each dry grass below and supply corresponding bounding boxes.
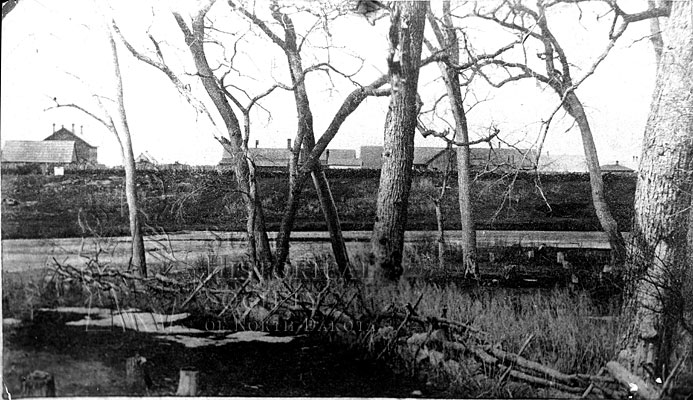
[3,247,621,397]
[363,281,618,375]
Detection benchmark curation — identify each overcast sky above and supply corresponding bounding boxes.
[1,0,657,167]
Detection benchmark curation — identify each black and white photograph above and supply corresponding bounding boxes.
[1,0,691,398]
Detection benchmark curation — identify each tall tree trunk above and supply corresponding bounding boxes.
[615,1,693,395]
[264,5,350,277]
[456,145,476,276]
[272,75,389,276]
[108,27,146,277]
[311,170,351,278]
[563,92,627,266]
[369,0,428,283]
[427,1,477,277]
[174,10,273,271]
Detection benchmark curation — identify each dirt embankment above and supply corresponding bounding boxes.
[1,169,635,239]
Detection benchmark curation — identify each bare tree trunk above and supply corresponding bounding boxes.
[311,170,351,278]
[615,2,693,396]
[261,4,350,277]
[434,198,446,270]
[647,0,664,66]
[174,10,273,272]
[109,27,146,277]
[456,146,477,276]
[563,92,627,266]
[272,75,389,275]
[369,0,428,284]
[427,2,477,277]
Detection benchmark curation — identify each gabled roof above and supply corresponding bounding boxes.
[44,128,96,149]
[1,141,77,163]
[136,151,159,164]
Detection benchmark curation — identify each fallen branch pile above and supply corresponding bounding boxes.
[49,260,637,398]
[372,304,629,399]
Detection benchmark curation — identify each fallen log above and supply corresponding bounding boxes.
[606,361,659,400]
[507,368,585,394]
[576,373,617,384]
[444,341,585,395]
[496,333,534,387]
[487,346,581,385]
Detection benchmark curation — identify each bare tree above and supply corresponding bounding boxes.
[171,3,275,271]
[230,0,352,277]
[468,0,673,267]
[369,0,428,283]
[424,1,478,277]
[49,23,147,277]
[608,1,692,398]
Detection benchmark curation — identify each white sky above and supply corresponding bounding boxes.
[1,0,657,167]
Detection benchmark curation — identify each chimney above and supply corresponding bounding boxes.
[81,125,84,135]
[52,123,56,133]
[616,160,619,165]
[72,123,75,133]
[287,138,292,150]
[255,140,259,148]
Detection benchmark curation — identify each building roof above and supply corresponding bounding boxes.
[359,146,383,169]
[44,127,96,149]
[476,147,538,170]
[326,149,360,167]
[1,141,77,163]
[413,147,447,165]
[220,147,330,167]
[601,162,634,172]
[136,151,159,164]
[538,154,588,172]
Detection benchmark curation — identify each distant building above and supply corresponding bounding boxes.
[538,154,636,174]
[2,141,77,168]
[360,145,537,171]
[219,139,328,168]
[600,161,635,174]
[325,149,360,169]
[537,153,588,173]
[136,151,159,165]
[44,125,97,164]
[359,146,384,169]
[2,125,98,172]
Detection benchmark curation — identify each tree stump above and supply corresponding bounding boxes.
[22,370,56,397]
[125,355,147,390]
[176,367,199,396]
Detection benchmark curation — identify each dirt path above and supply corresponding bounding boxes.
[2,310,434,397]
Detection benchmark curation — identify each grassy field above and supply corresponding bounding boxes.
[0,169,635,239]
